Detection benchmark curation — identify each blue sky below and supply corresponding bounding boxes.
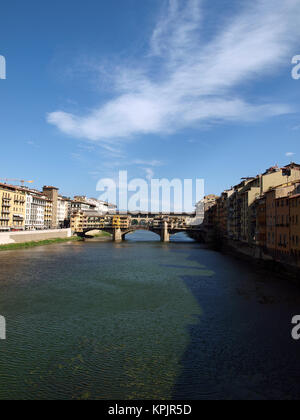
[1,0,300,202]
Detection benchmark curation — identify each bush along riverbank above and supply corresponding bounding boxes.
[0,236,84,251]
[90,231,112,238]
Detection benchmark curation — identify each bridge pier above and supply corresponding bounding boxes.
[113,228,123,242]
[161,222,170,243]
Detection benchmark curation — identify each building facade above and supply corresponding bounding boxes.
[25,193,47,230]
[57,197,70,228]
[0,183,26,231]
[290,194,300,261]
[200,164,300,266]
[43,186,59,229]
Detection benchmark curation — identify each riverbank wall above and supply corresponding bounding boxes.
[0,229,72,245]
[188,228,300,279]
[224,239,300,280]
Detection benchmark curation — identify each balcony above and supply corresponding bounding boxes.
[13,214,24,220]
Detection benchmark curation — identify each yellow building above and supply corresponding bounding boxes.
[70,211,84,233]
[0,183,26,231]
[112,215,130,228]
[71,211,107,233]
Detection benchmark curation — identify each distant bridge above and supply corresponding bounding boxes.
[72,211,202,242]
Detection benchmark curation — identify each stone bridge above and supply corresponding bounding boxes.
[73,212,199,242]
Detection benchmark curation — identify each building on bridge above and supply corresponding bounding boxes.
[70,211,108,233]
[71,211,196,242]
[112,215,130,229]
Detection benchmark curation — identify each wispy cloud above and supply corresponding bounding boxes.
[286,152,295,157]
[27,140,40,148]
[132,159,163,167]
[47,0,300,144]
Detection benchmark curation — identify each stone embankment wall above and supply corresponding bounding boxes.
[189,227,300,277]
[0,229,72,245]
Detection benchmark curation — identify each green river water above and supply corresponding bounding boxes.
[0,231,300,400]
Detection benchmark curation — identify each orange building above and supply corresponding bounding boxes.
[275,195,290,259]
[265,183,298,257]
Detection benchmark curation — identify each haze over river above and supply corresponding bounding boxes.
[0,231,300,400]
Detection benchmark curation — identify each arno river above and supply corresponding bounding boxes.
[0,231,300,400]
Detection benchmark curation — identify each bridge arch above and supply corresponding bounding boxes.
[79,228,113,238]
[123,228,161,241]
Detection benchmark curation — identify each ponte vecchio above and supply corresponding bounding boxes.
[71,211,198,242]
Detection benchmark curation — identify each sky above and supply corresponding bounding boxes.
[1,0,300,205]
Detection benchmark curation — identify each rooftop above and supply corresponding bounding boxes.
[43,186,59,190]
[0,182,25,192]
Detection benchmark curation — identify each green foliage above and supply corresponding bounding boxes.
[91,231,112,238]
[0,236,83,251]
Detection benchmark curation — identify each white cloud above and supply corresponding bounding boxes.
[132,159,163,167]
[286,152,295,157]
[47,0,300,143]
